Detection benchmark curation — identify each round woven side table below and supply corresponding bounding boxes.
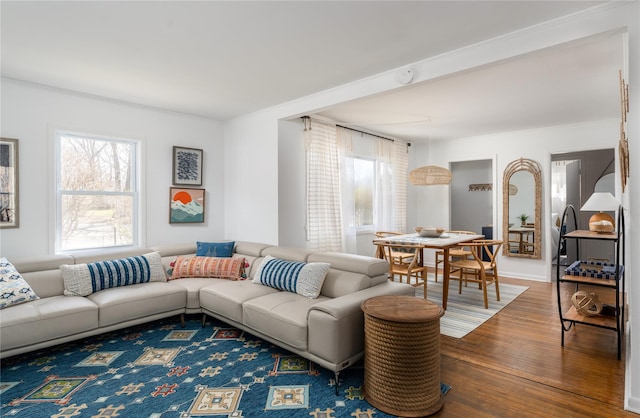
[361,295,445,417]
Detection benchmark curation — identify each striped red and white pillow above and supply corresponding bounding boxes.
[170,256,247,280]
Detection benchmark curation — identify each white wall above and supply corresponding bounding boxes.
[223,111,279,245]
[0,79,226,259]
[278,119,307,248]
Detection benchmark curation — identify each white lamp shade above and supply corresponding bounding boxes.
[580,192,619,212]
[581,192,619,233]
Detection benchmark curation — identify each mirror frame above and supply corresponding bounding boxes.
[502,157,542,259]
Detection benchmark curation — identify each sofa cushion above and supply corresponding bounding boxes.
[196,241,235,257]
[243,292,329,350]
[169,277,228,310]
[170,256,247,280]
[261,246,313,262]
[233,241,272,279]
[199,280,279,324]
[253,255,330,299]
[61,252,166,296]
[307,251,389,278]
[0,295,98,351]
[233,241,272,258]
[307,252,389,297]
[8,254,73,298]
[317,270,373,298]
[151,243,197,259]
[0,257,40,309]
[87,282,186,327]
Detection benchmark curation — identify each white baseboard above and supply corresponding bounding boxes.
[625,321,639,413]
[625,396,640,414]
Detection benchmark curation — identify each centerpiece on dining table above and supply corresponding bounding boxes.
[414,226,445,238]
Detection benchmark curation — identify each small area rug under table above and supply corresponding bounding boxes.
[412,274,529,338]
[1,316,450,417]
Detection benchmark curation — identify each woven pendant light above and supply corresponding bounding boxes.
[409,165,452,186]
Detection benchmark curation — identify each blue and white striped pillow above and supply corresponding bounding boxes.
[253,255,330,299]
[61,252,167,296]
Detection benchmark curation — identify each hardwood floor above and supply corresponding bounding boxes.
[433,276,634,417]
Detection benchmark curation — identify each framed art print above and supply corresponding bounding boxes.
[0,138,19,228]
[170,187,205,224]
[173,146,203,186]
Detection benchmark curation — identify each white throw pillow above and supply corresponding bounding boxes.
[0,257,40,309]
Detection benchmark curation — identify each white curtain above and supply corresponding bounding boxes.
[304,119,344,251]
[305,118,409,253]
[337,127,357,254]
[375,138,408,233]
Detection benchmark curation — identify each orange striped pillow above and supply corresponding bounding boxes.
[169,256,247,280]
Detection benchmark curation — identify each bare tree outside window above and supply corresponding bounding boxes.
[353,157,374,227]
[57,133,137,251]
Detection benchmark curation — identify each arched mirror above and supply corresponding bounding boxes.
[503,158,542,259]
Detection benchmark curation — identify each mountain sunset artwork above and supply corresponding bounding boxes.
[170,187,205,223]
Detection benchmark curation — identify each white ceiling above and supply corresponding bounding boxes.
[318,31,624,141]
[1,1,621,143]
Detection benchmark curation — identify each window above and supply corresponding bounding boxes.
[348,156,375,229]
[342,140,405,237]
[56,132,138,252]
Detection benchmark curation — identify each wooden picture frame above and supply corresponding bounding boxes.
[169,187,205,224]
[172,146,203,186]
[0,138,19,228]
[619,71,630,192]
[502,157,542,259]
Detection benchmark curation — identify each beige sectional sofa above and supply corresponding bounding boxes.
[0,241,413,385]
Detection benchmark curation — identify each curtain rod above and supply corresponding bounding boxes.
[336,124,397,143]
[301,116,410,146]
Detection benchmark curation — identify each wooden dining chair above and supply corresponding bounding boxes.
[380,243,428,296]
[448,239,503,309]
[522,231,535,254]
[434,230,476,282]
[507,231,521,254]
[374,231,414,264]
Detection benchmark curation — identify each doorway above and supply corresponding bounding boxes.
[450,160,493,235]
[551,148,615,268]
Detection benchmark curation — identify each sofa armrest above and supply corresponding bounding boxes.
[307,281,414,368]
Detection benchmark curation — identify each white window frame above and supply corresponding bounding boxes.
[54,130,141,254]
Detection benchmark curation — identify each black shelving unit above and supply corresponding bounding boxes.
[555,204,625,359]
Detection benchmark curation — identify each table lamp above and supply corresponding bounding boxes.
[580,192,619,233]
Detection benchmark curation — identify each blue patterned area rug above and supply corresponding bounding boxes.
[1,316,450,417]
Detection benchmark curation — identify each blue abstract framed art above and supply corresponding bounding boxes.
[172,146,203,186]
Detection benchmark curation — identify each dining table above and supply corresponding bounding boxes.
[373,232,484,310]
